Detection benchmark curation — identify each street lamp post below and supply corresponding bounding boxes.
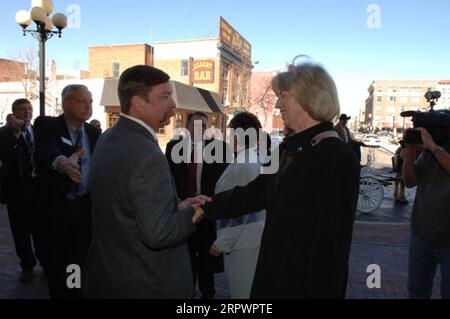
[15,0,67,116]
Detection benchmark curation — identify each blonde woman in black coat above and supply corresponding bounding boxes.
[202,60,360,299]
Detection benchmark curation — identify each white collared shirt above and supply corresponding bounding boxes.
[121,113,158,143]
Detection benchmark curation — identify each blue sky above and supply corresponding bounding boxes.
[1,0,450,115]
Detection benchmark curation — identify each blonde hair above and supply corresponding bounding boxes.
[271,61,340,122]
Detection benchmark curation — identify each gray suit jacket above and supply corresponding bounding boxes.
[83,117,196,299]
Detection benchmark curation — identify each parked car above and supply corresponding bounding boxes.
[362,134,381,147]
[352,132,365,142]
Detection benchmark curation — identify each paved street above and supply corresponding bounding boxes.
[0,148,443,299]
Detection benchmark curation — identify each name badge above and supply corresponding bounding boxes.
[61,136,73,146]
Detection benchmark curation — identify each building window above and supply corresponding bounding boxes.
[389,96,396,103]
[387,106,395,113]
[221,86,228,105]
[233,73,240,103]
[222,62,229,80]
[175,112,183,128]
[112,62,120,78]
[108,111,120,128]
[377,96,382,102]
[181,60,189,77]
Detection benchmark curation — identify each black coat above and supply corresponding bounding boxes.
[34,115,100,213]
[204,122,360,298]
[0,125,34,204]
[165,138,231,273]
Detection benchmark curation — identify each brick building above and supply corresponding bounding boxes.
[154,17,253,114]
[0,59,26,82]
[88,44,154,79]
[364,80,436,131]
[436,80,450,110]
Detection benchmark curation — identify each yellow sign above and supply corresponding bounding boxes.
[220,17,251,63]
[192,60,215,84]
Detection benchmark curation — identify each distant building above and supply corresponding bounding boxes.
[56,69,90,80]
[364,80,436,131]
[88,44,154,79]
[154,17,253,114]
[436,80,450,110]
[0,58,26,82]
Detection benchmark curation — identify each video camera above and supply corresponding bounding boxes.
[400,91,450,147]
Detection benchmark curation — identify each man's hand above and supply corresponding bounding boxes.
[401,129,421,158]
[416,127,438,151]
[192,206,205,224]
[178,195,212,212]
[209,244,222,257]
[56,149,84,183]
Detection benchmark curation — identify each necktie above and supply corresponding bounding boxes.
[66,128,85,202]
[74,128,83,152]
[22,126,35,176]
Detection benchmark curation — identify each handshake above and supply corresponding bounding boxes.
[177,195,212,224]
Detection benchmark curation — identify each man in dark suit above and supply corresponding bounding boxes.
[34,84,100,298]
[0,100,39,281]
[165,112,231,299]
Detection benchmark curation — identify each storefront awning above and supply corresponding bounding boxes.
[100,79,224,114]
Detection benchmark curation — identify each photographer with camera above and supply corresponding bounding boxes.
[402,96,450,298]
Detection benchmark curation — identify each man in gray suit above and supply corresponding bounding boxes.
[83,65,207,299]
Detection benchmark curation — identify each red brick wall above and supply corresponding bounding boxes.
[88,44,154,78]
[0,59,25,82]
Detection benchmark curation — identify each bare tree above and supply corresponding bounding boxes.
[9,45,39,101]
[9,46,59,114]
[250,72,277,129]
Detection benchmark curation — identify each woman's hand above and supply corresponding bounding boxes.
[209,244,222,257]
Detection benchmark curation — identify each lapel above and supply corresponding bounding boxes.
[56,116,75,155]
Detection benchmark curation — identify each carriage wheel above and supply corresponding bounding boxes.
[357,176,384,214]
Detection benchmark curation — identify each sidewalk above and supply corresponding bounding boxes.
[0,204,442,299]
[347,222,441,299]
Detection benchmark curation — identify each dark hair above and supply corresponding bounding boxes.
[229,112,263,149]
[187,112,208,125]
[12,99,31,113]
[118,65,170,114]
